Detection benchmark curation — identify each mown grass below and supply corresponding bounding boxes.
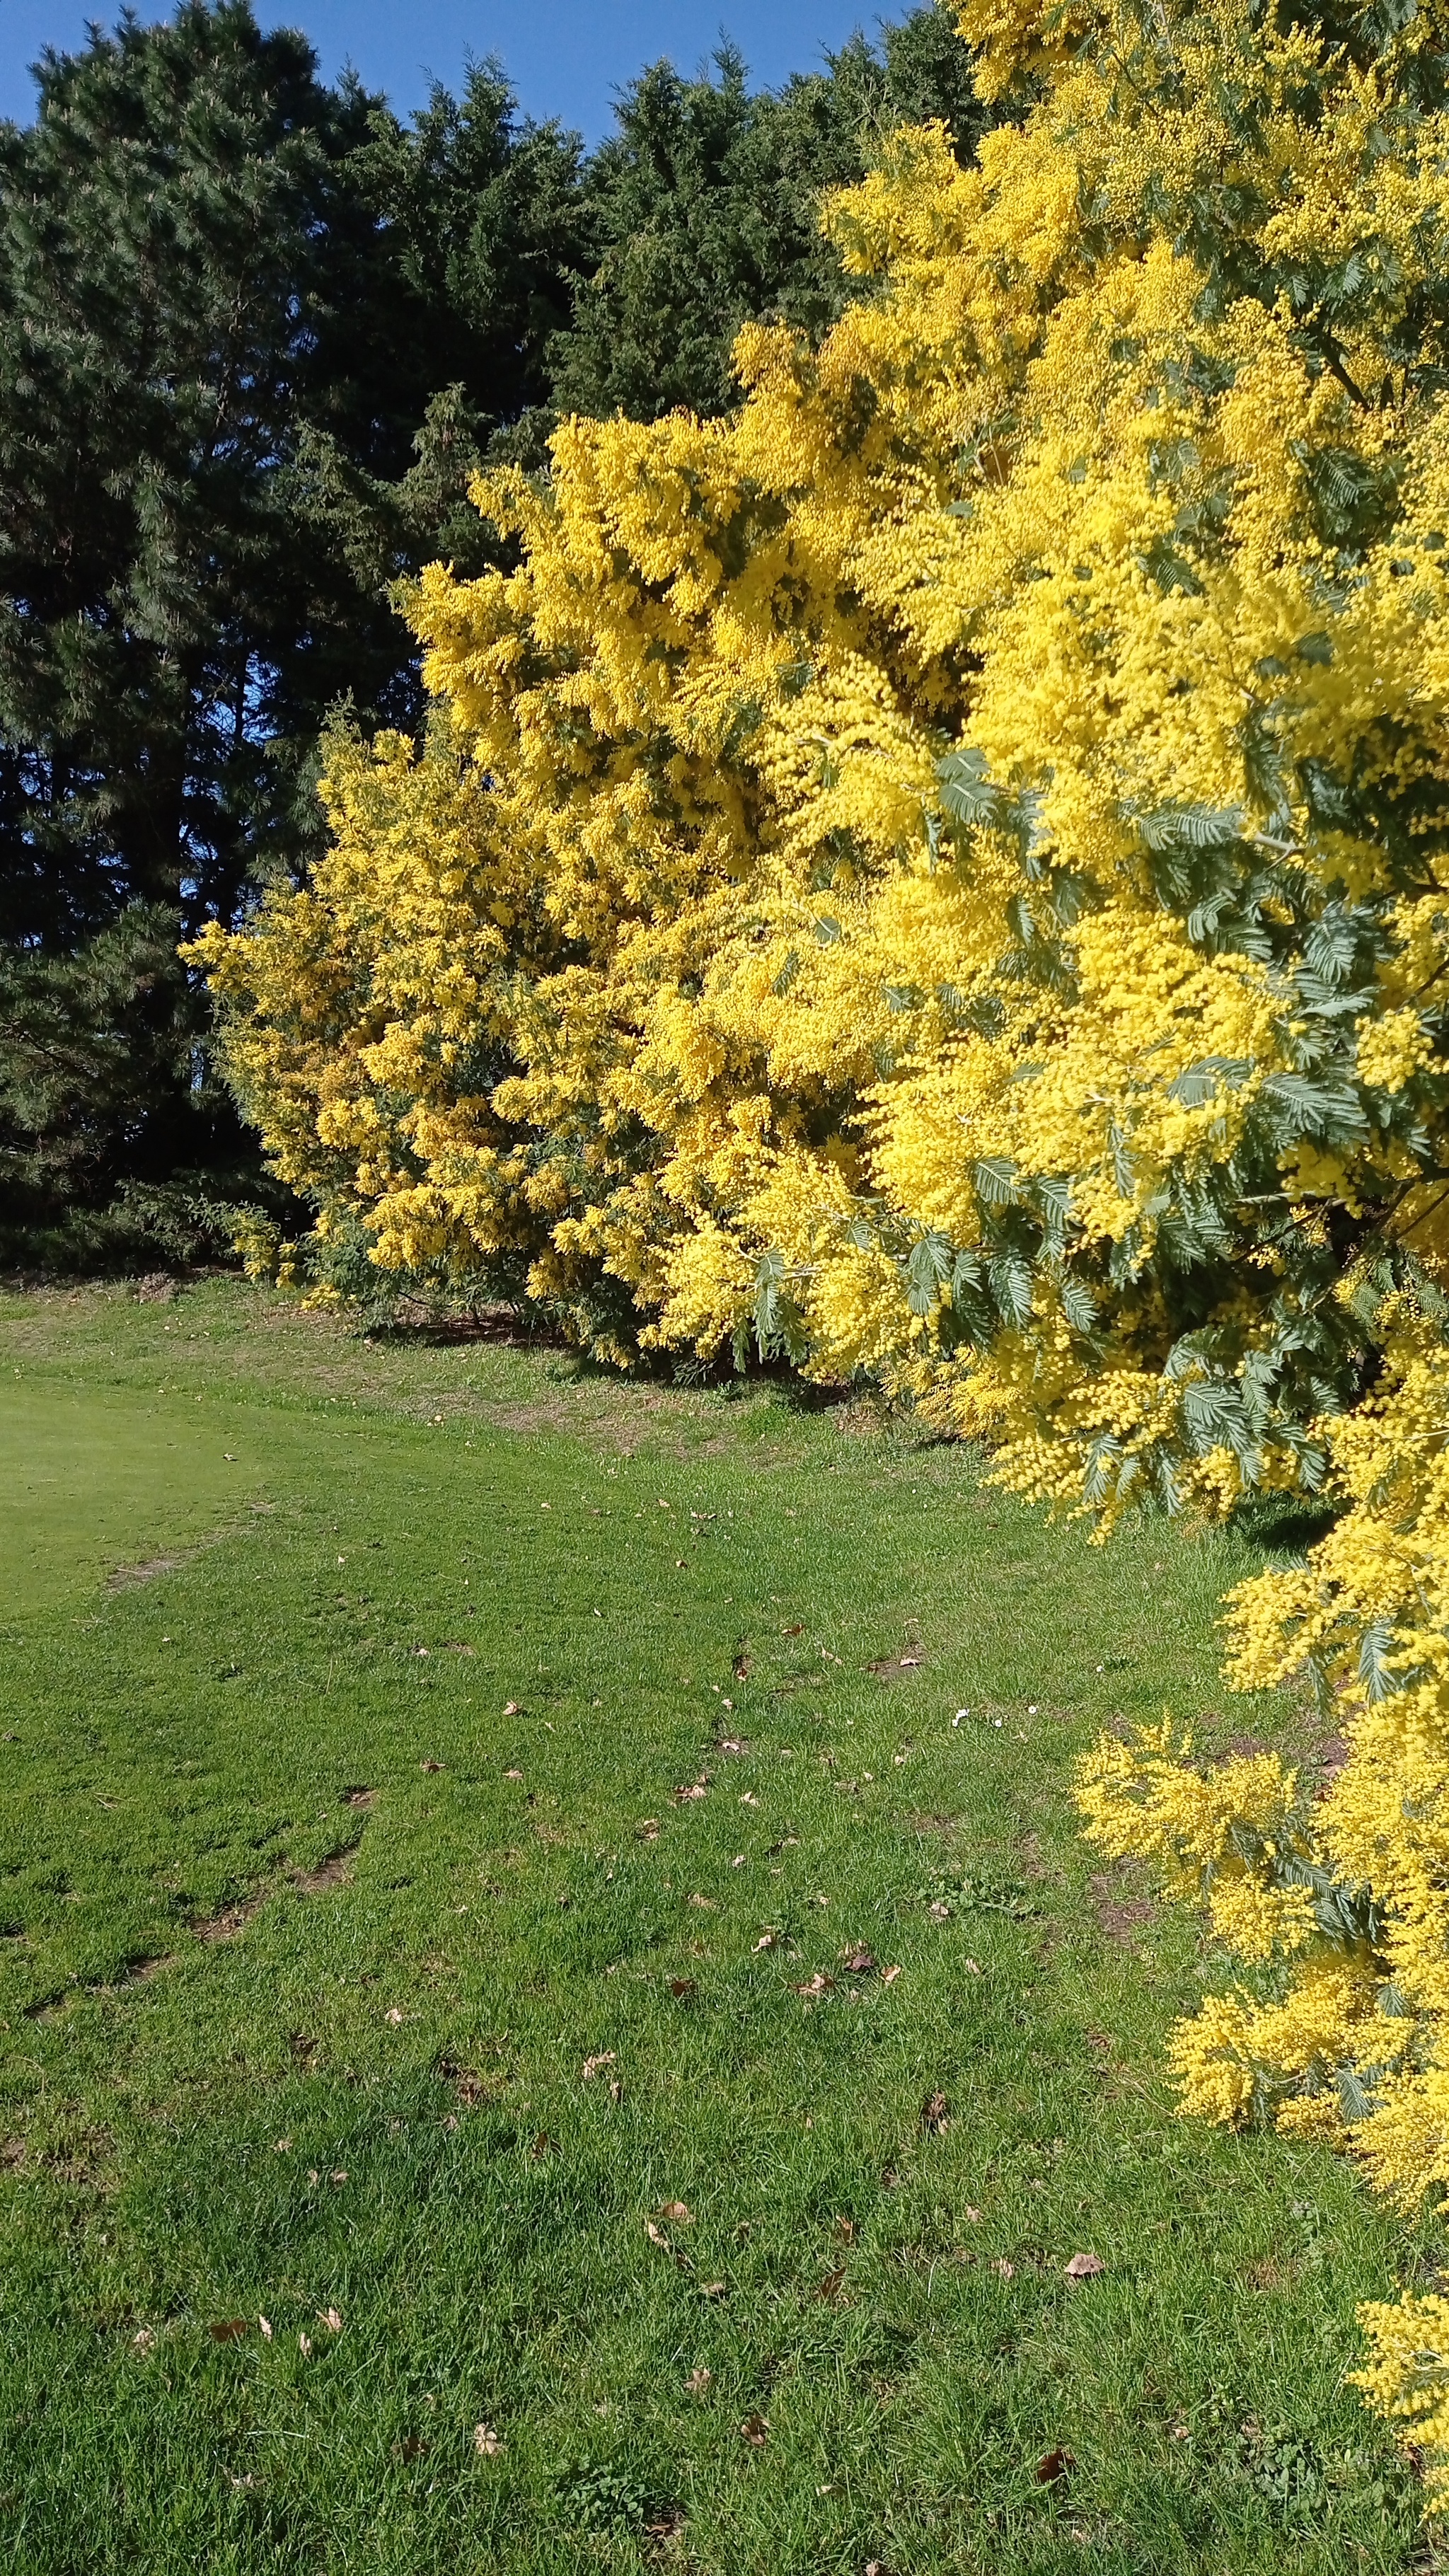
[0,1278,1436,2574]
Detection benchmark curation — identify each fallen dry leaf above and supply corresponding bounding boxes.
[668,1975,696,1999]
[504,1767,524,1781]
[385,2006,405,2025]
[920,2090,951,2133]
[701,2280,727,2299]
[661,2200,693,2224]
[608,2079,623,2103]
[258,2316,273,2343]
[636,1818,660,1840]
[688,1893,717,1910]
[531,2130,553,2158]
[582,2051,616,2081]
[330,2168,347,2186]
[393,2434,425,2461]
[503,1701,521,1716]
[739,1790,759,1806]
[718,1735,749,1755]
[834,2216,856,2243]
[645,2220,671,2248]
[1064,2251,1105,2280]
[674,1778,710,1803]
[1037,2447,1075,2484]
[841,1944,877,1973]
[420,1757,441,1771]
[752,1929,780,1952]
[208,2319,249,2343]
[815,2267,846,2302]
[687,2366,712,2396]
[994,2258,1016,2280]
[899,1655,922,1668]
[298,2332,313,2357]
[473,2423,504,2456]
[964,2206,982,2223]
[796,1972,835,2000]
[132,2326,156,2353]
[740,2413,769,2447]
[882,1964,903,1985]
[318,2307,343,2333]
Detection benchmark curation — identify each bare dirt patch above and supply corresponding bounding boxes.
[190,1892,268,1943]
[190,1832,362,1935]
[1020,1832,1056,1885]
[115,1952,175,1987]
[1089,1866,1157,1945]
[109,1553,190,1590]
[109,1523,242,1590]
[437,2053,502,2110]
[289,1844,359,1898]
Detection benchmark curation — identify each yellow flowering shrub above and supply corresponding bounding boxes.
[197,0,1449,2487]
[1080,1326,1449,2492]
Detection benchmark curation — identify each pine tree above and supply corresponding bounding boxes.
[0,7,586,1264]
[547,11,989,426]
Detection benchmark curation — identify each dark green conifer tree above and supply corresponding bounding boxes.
[0,8,585,1264]
[546,8,988,426]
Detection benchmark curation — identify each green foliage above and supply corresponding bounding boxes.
[548,13,989,425]
[0,906,243,1267]
[553,2456,660,2534]
[0,10,589,1266]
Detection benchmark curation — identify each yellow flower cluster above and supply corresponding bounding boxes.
[196,0,1449,2488]
[1080,1322,1449,2489]
[200,0,1449,1411]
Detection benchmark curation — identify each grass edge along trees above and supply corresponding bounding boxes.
[198,0,1449,2507]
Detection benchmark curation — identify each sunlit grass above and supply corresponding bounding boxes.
[0,1280,1429,2572]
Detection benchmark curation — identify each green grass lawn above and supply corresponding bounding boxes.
[0,1279,1433,2574]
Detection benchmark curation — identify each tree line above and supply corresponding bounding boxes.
[0,0,985,1267]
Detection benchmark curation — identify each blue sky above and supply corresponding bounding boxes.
[0,1,900,132]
